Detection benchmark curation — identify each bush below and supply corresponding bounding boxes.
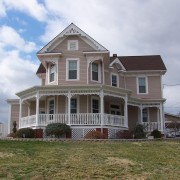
[116,130,133,139]
[151,129,162,138]
[16,128,35,138]
[84,130,106,139]
[133,124,146,139]
[45,123,70,138]
[12,121,17,134]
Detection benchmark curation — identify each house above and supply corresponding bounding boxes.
[7,23,166,139]
[0,122,5,138]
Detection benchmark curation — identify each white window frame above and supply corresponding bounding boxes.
[70,96,80,114]
[47,97,55,115]
[111,73,119,87]
[142,108,149,122]
[68,40,78,51]
[91,61,101,83]
[48,63,57,84]
[136,76,148,94]
[66,58,80,81]
[91,96,100,113]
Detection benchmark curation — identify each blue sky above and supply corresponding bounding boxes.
[0,0,180,126]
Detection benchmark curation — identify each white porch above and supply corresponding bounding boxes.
[19,113,125,128]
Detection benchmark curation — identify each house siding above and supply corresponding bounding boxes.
[128,106,139,130]
[10,104,20,131]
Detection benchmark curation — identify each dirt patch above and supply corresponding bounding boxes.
[106,157,135,167]
[0,152,14,158]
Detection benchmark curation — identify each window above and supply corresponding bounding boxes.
[68,40,78,50]
[49,64,55,82]
[142,108,148,122]
[111,74,118,87]
[48,99,55,120]
[71,98,77,113]
[66,59,79,80]
[92,62,99,81]
[92,99,99,113]
[137,77,147,94]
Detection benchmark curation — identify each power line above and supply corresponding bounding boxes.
[163,84,180,87]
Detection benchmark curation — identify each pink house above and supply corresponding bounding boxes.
[7,23,166,138]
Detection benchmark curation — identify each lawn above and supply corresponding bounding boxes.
[0,140,179,179]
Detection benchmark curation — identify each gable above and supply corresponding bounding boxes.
[38,23,108,54]
[50,35,95,53]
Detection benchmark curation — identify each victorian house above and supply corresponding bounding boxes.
[7,23,166,138]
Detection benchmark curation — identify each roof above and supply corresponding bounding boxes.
[36,63,46,74]
[110,55,166,71]
[37,23,109,54]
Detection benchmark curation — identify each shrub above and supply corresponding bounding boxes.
[16,128,35,138]
[151,129,162,138]
[84,130,106,139]
[116,130,133,139]
[12,121,17,134]
[133,124,146,139]
[45,123,70,138]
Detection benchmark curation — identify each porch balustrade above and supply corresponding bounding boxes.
[19,113,125,128]
[142,122,162,132]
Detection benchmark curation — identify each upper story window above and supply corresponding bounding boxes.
[137,77,148,94]
[92,62,101,82]
[49,64,56,83]
[111,74,119,87]
[66,58,79,80]
[68,40,78,50]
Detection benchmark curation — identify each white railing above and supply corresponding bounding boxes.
[20,113,126,128]
[20,115,36,128]
[142,122,161,132]
[70,113,101,125]
[104,114,125,127]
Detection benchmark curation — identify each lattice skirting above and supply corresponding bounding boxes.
[108,128,121,139]
[72,128,96,139]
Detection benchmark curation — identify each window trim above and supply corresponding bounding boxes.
[91,96,100,113]
[142,108,149,122]
[91,61,101,83]
[48,63,57,84]
[67,40,78,51]
[111,73,119,87]
[136,76,148,94]
[70,97,79,114]
[66,58,80,81]
[47,97,55,115]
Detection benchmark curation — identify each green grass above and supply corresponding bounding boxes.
[0,140,179,179]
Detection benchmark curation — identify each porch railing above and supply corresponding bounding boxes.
[142,122,161,132]
[19,113,125,128]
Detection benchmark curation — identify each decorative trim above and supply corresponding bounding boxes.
[109,57,126,71]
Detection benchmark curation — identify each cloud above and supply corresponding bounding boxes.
[2,0,47,21]
[0,25,37,53]
[0,1,6,17]
[0,50,40,97]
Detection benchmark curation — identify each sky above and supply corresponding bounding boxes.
[0,0,180,125]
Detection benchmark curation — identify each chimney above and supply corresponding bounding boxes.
[113,54,117,57]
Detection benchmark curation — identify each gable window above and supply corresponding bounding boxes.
[66,59,79,80]
[71,98,77,113]
[92,99,99,113]
[111,74,118,87]
[142,108,148,122]
[49,64,56,83]
[137,77,148,94]
[92,62,99,81]
[68,40,78,50]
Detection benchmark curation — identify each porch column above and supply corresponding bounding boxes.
[36,92,39,127]
[19,99,22,129]
[159,103,164,132]
[124,96,128,128]
[100,91,104,132]
[67,92,72,125]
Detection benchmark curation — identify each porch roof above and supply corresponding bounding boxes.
[16,84,131,100]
